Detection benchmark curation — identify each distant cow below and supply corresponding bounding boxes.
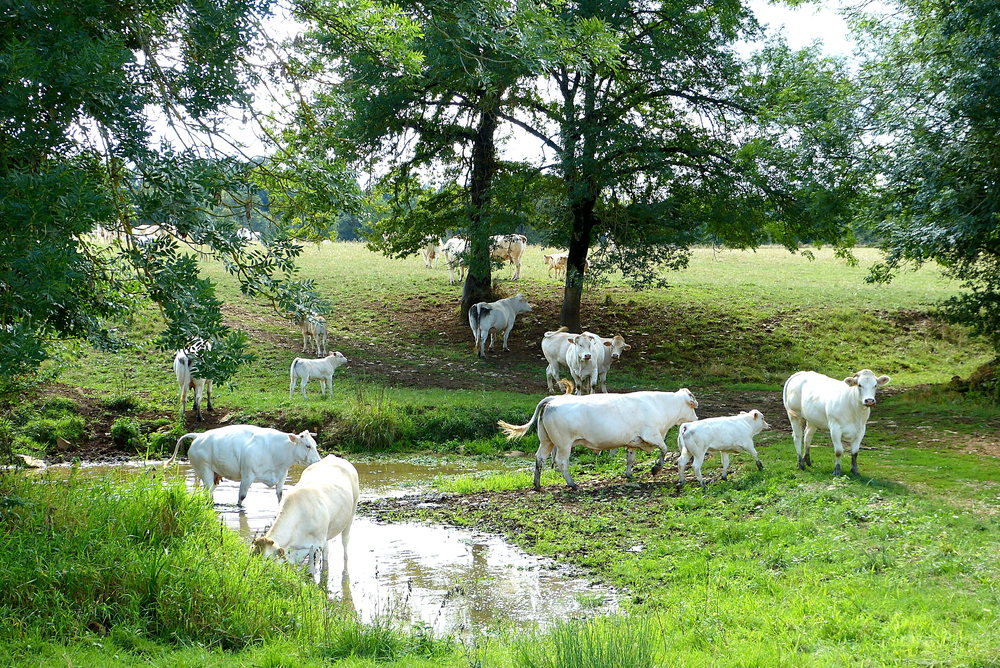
[543,252,568,279]
[783,369,891,476]
[490,234,528,280]
[541,327,631,394]
[440,236,468,284]
[420,238,440,268]
[252,454,360,577]
[563,332,604,395]
[677,410,769,488]
[290,352,348,399]
[498,389,699,490]
[295,314,328,356]
[168,425,322,505]
[174,348,213,421]
[468,293,533,358]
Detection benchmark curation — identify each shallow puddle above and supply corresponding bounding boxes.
[59,458,617,637]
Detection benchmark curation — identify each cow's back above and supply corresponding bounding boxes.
[784,371,850,428]
[541,331,573,365]
[543,392,686,447]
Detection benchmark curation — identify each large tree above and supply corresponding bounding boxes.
[0,0,328,391]
[860,0,1000,367]
[508,1,866,330]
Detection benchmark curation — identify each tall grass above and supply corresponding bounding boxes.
[513,617,659,668]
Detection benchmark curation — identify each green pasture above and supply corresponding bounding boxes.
[5,241,999,666]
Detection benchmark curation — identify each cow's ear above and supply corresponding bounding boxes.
[604,341,612,347]
[568,337,576,344]
[844,376,859,386]
[276,547,286,558]
[288,433,298,443]
[877,375,891,386]
[623,344,632,351]
[753,411,762,420]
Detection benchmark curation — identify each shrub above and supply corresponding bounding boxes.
[103,394,142,413]
[22,415,86,449]
[339,387,413,450]
[38,396,79,416]
[110,417,144,451]
[514,618,658,668]
[0,417,13,463]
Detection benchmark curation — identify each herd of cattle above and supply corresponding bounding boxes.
[166,237,892,573]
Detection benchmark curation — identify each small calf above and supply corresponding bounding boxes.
[290,352,348,399]
[677,410,770,488]
[543,252,569,279]
[295,314,328,356]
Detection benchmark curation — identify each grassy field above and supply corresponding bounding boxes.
[3,241,998,665]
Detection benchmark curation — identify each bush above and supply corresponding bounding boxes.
[0,417,13,463]
[22,415,86,449]
[103,394,143,413]
[110,417,144,451]
[38,396,79,416]
[339,387,414,450]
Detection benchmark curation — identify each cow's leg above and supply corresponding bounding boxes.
[546,363,558,393]
[275,480,285,504]
[830,424,845,476]
[178,382,188,418]
[194,465,216,498]
[677,446,689,487]
[534,439,556,491]
[301,377,309,399]
[789,413,806,469]
[598,371,608,393]
[747,442,764,471]
[693,451,707,488]
[193,381,204,421]
[555,443,577,490]
[803,422,818,468]
[720,453,731,481]
[625,448,636,480]
[237,478,252,507]
[290,374,296,399]
[849,429,865,476]
[512,259,521,280]
[639,430,669,475]
[502,324,514,352]
[205,380,213,411]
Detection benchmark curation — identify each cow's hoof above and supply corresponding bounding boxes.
[804,455,812,466]
[851,467,860,476]
[721,473,728,481]
[756,461,764,471]
[651,465,662,476]
[533,485,542,492]
[568,484,579,491]
[797,460,806,471]
[833,465,842,476]
[699,482,706,489]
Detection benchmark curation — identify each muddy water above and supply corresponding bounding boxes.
[68,459,618,636]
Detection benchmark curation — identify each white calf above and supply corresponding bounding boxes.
[543,252,568,279]
[174,349,213,421]
[168,425,321,505]
[499,389,699,490]
[295,314,328,356]
[252,455,360,578]
[440,236,468,284]
[468,293,533,358]
[290,352,348,398]
[783,369,891,476]
[420,240,439,268]
[677,410,769,488]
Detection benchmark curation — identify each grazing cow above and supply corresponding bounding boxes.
[498,388,699,490]
[543,252,569,279]
[174,348,213,421]
[541,327,630,393]
[563,331,605,395]
[783,369,891,476]
[440,236,468,285]
[167,424,322,505]
[295,314,328,356]
[290,352,349,399]
[420,238,440,268]
[252,455,360,577]
[677,410,769,488]
[490,234,528,280]
[468,293,533,358]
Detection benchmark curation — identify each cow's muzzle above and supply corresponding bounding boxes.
[863,398,876,407]
[611,354,620,361]
[583,354,592,360]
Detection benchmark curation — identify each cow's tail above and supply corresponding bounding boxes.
[557,378,575,395]
[543,326,569,338]
[165,433,199,467]
[470,303,491,329]
[677,423,690,457]
[498,396,555,440]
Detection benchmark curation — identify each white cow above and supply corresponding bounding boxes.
[783,369,891,476]
[295,314,327,356]
[167,424,322,505]
[440,236,468,284]
[289,352,348,399]
[490,234,528,280]
[541,327,631,393]
[543,252,568,279]
[468,293,533,358]
[174,348,213,421]
[498,389,699,490]
[251,455,360,577]
[563,331,604,395]
[677,410,769,488]
[420,239,440,268]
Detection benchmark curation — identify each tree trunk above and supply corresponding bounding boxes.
[461,93,499,315]
[560,195,596,332]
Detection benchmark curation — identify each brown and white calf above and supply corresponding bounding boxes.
[490,234,528,280]
[783,369,891,476]
[174,348,213,421]
[543,252,568,279]
[295,314,328,356]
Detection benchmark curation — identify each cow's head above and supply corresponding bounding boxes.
[568,332,601,363]
[678,388,699,421]
[251,536,287,561]
[742,409,771,433]
[289,430,322,465]
[513,293,532,314]
[328,351,349,366]
[844,369,891,407]
[607,335,631,362]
